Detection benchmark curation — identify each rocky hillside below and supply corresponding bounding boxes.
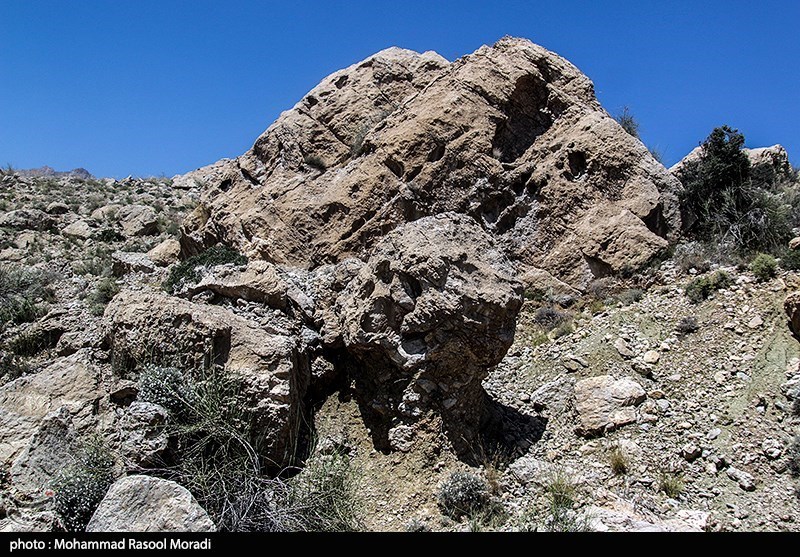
[0,37,798,533]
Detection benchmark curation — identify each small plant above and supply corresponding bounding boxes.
[7,327,52,356]
[533,307,571,331]
[614,106,640,139]
[609,445,629,475]
[749,253,777,282]
[137,365,193,416]
[674,242,711,274]
[303,155,327,172]
[0,350,29,381]
[547,470,575,509]
[615,288,643,306]
[658,473,684,498]
[86,277,120,316]
[0,265,53,330]
[675,316,700,335]
[51,438,117,532]
[437,471,490,520]
[163,245,247,294]
[779,248,800,271]
[551,321,574,339]
[93,228,124,243]
[684,270,732,303]
[405,518,429,532]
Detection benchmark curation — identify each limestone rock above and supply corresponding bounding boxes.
[117,204,158,237]
[89,204,121,222]
[61,219,93,240]
[789,237,800,251]
[105,290,310,465]
[147,239,181,266]
[86,475,215,532]
[726,466,756,491]
[179,37,680,291]
[111,251,156,276]
[574,375,646,436]
[0,352,102,470]
[335,213,523,454]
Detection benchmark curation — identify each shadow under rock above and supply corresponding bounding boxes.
[470,391,548,466]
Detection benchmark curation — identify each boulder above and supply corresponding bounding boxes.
[61,219,93,240]
[335,213,523,454]
[111,251,156,276]
[0,209,54,231]
[116,402,170,468]
[86,475,215,532]
[574,375,646,436]
[105,290,310,465]
[89,204,121,222]
[46,202,70,215]
[117,204,158,237]
[179,37,680,290]
[147,239,181,266]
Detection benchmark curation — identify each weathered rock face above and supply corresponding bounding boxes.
[0,209,55,232]
[86,475,215,532]
[117,204,158,237]
[784,291,800,336]
[179,37,680,290]
[104,290,310,466]
[334,213,523,453]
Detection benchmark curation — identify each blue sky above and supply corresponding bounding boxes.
[1,0,798,178]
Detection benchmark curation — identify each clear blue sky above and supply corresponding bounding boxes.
[1,0,798,178]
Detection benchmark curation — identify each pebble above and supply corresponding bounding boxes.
[681,443,702,461]
[726,466,756,491]
[643,350,660,364]
[761,439,783,460]
[706,428,721,440]
[747,315,764,329]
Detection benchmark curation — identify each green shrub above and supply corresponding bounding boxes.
[52,438,116,532]
[93,228,124,243]
[685,270,732,303]
[137,365,193,417]
[676,126,794,254]
[658,473,684,498]
[437,471,491,520]
[749,253,777,281]
[0,349,29,381]
[163,245,247,294]
[289,450,364,532]
[779,248,800,271]
[0,266,52,330]
[7,327,56,356]
[615,288,643,306]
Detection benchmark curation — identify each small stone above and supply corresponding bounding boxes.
[761,439,783,460]
[614,338,635,359]
[726,466,756,491]
[563,359,581,373]
[648,389,665,399]
[642,350,660,364]
[681,443,702,462]
[747,315,763,329]
[706,428,721,440]
[789,237,800,250]
[713,371,728,384]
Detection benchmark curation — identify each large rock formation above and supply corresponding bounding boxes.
[334,213,523,453]
[179,37,681,290]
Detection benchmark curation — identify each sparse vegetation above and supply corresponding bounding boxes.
[163,245,247,294]
[749,253,777,282]
[615,106,639,139]
[0,265,53,330]
[788,436,800,478]
[86,277,120,316]
[533,306,571,331]
[658,473,684,498]
[437,471,491,520]
[684,270,732,303]
[779,248,800,271]
[675,316,700,335]
[52,437,117,532]
[303,155,327,172]
[609,445,629,475]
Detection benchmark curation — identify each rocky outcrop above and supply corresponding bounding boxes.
[111,251,156,276]
[334,213,523,454]
[105,290,310,466]
[179,37,680,290]
[117,204,158,237]
[147,239,181,266]
[0,209,55,232]
[86,475,215,532]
